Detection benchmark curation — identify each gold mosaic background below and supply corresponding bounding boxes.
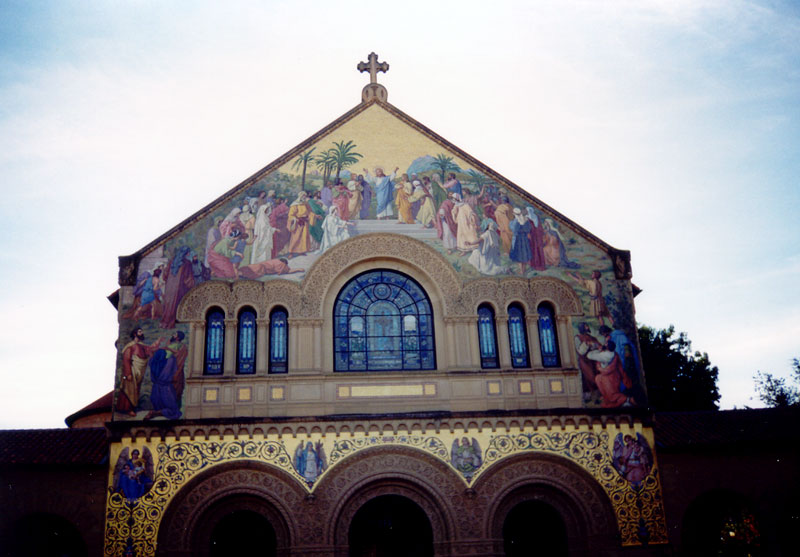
[104,423,667,555]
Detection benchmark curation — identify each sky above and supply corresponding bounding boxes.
[1,0,798,428]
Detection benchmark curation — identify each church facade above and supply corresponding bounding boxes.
[102,54,665,556]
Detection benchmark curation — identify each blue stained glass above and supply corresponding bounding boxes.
[537,304,560,367]
[403,337,419,350]
[508,305,529,368]
[404,352,421,368]
[333,269,436,371]
[477,305,499,369]
[205,309,225,375]
[350,316,364,334]
[352,291,372,309]
[269,308,288,374]
[394,291,413,308]
[237,309,256,374]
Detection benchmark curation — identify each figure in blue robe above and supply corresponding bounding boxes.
[366,168,397,219]
[146,332,185,420]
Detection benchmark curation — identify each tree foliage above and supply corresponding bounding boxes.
[638,324,720,411]
[331,140,363,181]
[754,358,800,408]
[432,153,459,180]
[291,148,316,190]
[314,149,337,187]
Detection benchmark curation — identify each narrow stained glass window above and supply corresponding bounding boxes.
[537,303,560,368]
[334,270,435,372]
[237,307,256,374]
[508,304,529,368]
[478,304,499,369]
[269,307,288,374]
[204,308,225,375]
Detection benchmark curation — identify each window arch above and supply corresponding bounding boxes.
[477,304,499,369]
[236,307,257,375]
[269,307,288,374]
[507,303,530,368]
[204,307,225,375]
[537,302,560,367]
[334,270,435,372]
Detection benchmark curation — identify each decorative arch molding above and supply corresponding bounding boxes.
[300,233,462,318]
[477,452,618,551]
[317,446,465,549]
[156,461,305,556]
[175,240,581,324]
[460,276,582,316]
[176,279,302,321]
[529,276,583,315]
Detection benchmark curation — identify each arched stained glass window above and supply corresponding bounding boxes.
[237,307,257,374]
[334,270,435,372]
[269,307,288,374]
[477,304,499,369]
[507,303,530,368]
[204,308,225,375]
[537,303,560,368]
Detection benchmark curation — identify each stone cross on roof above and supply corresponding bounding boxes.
[358,52,389,103]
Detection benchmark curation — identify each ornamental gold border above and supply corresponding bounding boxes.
[103,426,666,555]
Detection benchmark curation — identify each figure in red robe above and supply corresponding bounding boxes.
[270,199,290,258]
[588,341,632,408]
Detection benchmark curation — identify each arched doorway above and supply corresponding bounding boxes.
[8,512,87,557]
[503,500,568,557]
[155,463,301,556]
[348,494,434,557]
[209,509,277,557]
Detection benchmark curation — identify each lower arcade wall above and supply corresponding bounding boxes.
[104,416,667,556]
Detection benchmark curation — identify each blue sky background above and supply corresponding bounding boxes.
[1,0,798,428]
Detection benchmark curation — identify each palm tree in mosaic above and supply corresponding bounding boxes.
[467,169,489,189]
[315,148,338,187]
[291,147,316,190]
[332,140,363,182]
[432,153,459,182]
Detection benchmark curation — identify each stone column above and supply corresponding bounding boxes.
[256,318,269,374]
[556,315,574,368]
[191,321,205,377]
[224,318,237,374]
[527,314,542,368]
[496,315,511,369]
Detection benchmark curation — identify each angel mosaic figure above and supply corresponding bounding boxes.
[113,447,154,502]
[612,433,653,488]
[451,437,482,478]
[294,441,328,483]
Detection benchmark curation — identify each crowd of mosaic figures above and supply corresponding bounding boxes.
[198,167,586,281]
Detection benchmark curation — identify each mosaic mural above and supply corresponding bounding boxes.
[103,426,667,555]
[113,103,645,417]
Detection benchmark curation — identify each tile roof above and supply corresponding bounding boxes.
[0,427,108,465]
[653,407,800,450]
[64,391,113,427]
